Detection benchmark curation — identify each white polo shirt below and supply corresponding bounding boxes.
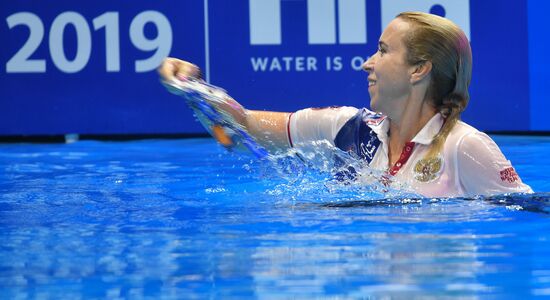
[287,107,533,197]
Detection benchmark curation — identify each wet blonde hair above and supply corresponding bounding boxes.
[397,12,472,158]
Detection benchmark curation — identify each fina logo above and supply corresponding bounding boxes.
[249,0,470,46]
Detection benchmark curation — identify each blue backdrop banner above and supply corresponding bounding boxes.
[0,0,547,135]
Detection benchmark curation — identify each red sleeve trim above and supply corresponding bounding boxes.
[287,112,294,148]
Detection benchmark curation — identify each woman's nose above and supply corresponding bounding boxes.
[362,55,375,72]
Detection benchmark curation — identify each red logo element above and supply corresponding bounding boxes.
[500,167,519,183]
[364,113,387,126]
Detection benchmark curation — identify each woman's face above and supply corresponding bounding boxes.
[363,18,415,116]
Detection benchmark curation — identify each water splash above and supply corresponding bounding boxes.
[224,140,550,213]
[233,140,421,205]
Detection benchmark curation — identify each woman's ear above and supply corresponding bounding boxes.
[410,60,432,84]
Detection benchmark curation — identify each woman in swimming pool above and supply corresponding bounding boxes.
[159,12,532,197]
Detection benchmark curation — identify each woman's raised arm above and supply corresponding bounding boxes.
[158,57,291,152]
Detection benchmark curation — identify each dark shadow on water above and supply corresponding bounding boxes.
[321,192,550,214]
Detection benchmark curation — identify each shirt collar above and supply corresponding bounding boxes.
[364,111,444,146]
[410,113,445,145]
[361,109,390,143]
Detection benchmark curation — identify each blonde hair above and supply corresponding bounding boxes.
[397,12,472,158]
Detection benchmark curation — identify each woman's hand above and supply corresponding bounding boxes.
[158,57,248,128]
[158,57,201,83]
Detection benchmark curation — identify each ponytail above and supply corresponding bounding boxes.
[426,93,466,158]
[397,12,472,160]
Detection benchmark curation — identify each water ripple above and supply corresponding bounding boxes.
[0,138,549,298]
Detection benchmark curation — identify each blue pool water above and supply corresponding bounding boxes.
[1,135,549,299]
